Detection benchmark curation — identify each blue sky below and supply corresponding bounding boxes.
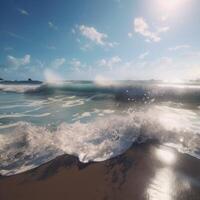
[0,0,200,81]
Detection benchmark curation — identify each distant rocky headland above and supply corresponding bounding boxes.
[0,78,42,84]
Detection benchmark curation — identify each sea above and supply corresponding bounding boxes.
[0,80,200,176]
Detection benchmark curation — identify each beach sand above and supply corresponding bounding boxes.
[0,142,200,200]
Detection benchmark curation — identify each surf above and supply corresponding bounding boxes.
[0,105,200,176]
[1,81,200,104]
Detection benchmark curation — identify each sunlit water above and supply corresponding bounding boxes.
[0,81,200,176]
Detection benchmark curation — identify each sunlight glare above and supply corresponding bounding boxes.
[147,168,174,200]
[155,147,176,165]
[152,0,191,18]
[44,69,64,85]
[155,0,188,12]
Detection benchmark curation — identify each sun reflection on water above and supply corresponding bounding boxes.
[146,147,176,200]
[147,168,174,200]
[155,147,176,165]
[146,146,191,200]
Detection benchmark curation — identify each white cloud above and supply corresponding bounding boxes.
[17,8,29,16]
[102,56,175,80]
[184,51,200,58]
[7,54,31,68]
[69,59,83,72]
[157,26,170,33]
[160,15,169,22]
[139,51,149,59]
[98,56,122,69]
[50,58,66,69]
[48,21,58,30]
[128,32,133,38]
[107,42,119,48]
[155,57,173,66]
[36,52,200,81]
[80,43,93,51]
[168,45,191,51]
[77,25,117,48]
[134,17,161,42]
[70,59,81,68]
[79,25,107,45]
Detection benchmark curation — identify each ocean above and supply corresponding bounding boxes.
[0,80,200,176]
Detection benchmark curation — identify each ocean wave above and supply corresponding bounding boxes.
[62,99,85,108]
[0,106,200,176]
[0,112,51,120]
[0,84,41,93]
[0,122,23,130]
[1,82,200,104]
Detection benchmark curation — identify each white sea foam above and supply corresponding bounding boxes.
[0,122,62,175]
[0,105,200,176]
[0,84,41,93]
[0,114,140,175]
[72,112,92,121]
[0,100,48,110]
[62,99,85,108]
[72,109,116,121]
[157,83,200,89]
[0,112,51,119]
[0,122,21,130]
[102,109,115,114]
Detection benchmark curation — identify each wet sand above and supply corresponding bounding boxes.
[0,142,200,200]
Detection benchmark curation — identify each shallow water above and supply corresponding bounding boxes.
[0,81,200,176]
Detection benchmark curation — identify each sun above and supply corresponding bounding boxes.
[159,0,183,10]
[155,0,189,12]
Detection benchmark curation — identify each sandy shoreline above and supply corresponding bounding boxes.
[0,142,200,200]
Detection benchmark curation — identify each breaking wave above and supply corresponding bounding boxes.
[1,82,200,104]
[0,106,200,176]
[0,84,42,93]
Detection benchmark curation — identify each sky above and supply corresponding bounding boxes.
[0,0,200,81]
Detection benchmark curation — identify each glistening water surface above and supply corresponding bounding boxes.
[0,81,200,176]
